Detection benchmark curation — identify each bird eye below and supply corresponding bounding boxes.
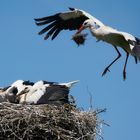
[84,22,88,25]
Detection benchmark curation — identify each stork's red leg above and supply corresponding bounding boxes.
[102,46,121,76]
[123,53,129,80]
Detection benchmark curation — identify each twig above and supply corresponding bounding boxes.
[86,86,94,110]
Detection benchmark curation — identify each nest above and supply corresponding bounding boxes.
[72,33,88,46]
[0,102,104,140]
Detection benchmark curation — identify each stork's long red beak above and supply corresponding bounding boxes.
[76,25,85,34]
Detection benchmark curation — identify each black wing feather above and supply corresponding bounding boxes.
[135,37,140,45]
[35,11,88,40]
[34,13,61,22]
[52,28,61,40]
[38,21,58,35]
[35,19,55,26]
[44,25,58,40]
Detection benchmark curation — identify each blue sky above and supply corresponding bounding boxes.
[0,0,140,140]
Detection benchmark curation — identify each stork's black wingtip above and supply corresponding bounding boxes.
[69,7,75,11]
[34,18,38,21]
[38,30,44,35]
[44,35,50,40]
[51,37,55,40]
[35,21,39,26]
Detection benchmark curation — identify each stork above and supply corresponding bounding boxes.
[35,7,140,80]
[18,80,79,105]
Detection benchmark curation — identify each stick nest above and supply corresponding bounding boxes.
[0,102,104,140]
[72,33,88,46]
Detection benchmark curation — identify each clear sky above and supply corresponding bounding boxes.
[0,0,140,140]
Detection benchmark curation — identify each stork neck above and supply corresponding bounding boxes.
[89,26,99,31]
[89,26,101,38]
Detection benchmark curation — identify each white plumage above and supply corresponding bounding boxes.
[58,80,79,88]
[18,80,51,104]
[5,80,34,103]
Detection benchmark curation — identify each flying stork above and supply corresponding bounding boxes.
[35,7,140,80]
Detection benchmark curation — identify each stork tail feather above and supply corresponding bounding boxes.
[59,80,79,88]
[129,37,140,61]
[132,37,140,61]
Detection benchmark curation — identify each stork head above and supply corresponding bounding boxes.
[76,19,97,34]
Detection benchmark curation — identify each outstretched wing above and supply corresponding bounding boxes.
[34,8,89,40]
